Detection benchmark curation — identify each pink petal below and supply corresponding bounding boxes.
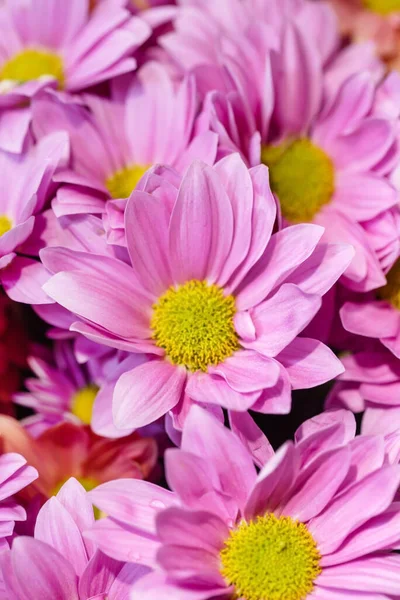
[181,406,257,512]
[236,224,324,311]
[89,479,177,535]
[34,497,88,577]
[113,361,186,429]
[169,161,233,285]
[341,301,399,339]
[228,410,274,468]
[244,284,322,357]
[277,338,344,389]
[208,350,280,393]
[11,537,79,600]
[244,442,299,520]
[282,447,351,522]
[318,555,400,595]
[125,190,172,296]
[309,466,400,555]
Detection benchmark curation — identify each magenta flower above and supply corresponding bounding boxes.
[0,478,149,599]
[40,156,352,434]
[12,340,124,432]
[0,0,150,154]
[0,453,37,541]
[87,406,400,599]
[177,0,397,292]
[0,133,69,304]
[32,61,217,245]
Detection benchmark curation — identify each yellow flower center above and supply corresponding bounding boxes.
[261,138,335,223]
[0,215,12,236]
[71,384,99,425]
[0,49,64,88]
[362,0,400,14]
[105,165,150,199]
[378,258,400,309]
[220,514,322,600]
[151,280,239,372]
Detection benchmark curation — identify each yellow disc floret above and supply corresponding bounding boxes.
[362,0,400,15]
[106,165,150,199]
[71,384,99,425]
[0,49,65,88]
[261,138,335,223]
[378,258,400,309]
[151,280,239,372]
[0,215,12,237]
[220,514,321,600]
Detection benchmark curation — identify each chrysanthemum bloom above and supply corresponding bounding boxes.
[162,0,340,74]
[197,15,399,291]
[0,132,69,304]
[41,156,352,433]
[87,406,400,599]
[0,0,150,154]
[13,339,124,430]
[0,478,149,600]
[0,453,37,542]
[328,0,400,70]
[0,417,157,502]
[31,61,217,243]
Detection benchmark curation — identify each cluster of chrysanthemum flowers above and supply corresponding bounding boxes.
[1,0,400,598]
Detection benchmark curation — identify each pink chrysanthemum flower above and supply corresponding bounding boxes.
[0,0,150,154]
[87,406,400,599]
[32,63,217,244]
[166,0,396,292]
[0,478,149,600]
[40,156,352,433]
[0,132,69,304]
[13,340,125,430]
[0,453,37,542]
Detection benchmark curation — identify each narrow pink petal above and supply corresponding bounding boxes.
[229,410,274,468]
[113,361,186,429]
[34,497,88,577]
[321,503,400,566]
[244,284,322,357]
[341,301,399,339]
[89,479,177,535]
[208,351,280,393]
[169,161,233,285]
[244,442,299,520]
[85,517,159,566]
[236,224,324,311]
[309,466,400,555]
[43,271,151,339]
[282,447,351,522]
[186,371,260,411]
[277,338,344,389]
[318,555,400,595]
[11,537,79,600]
[125,191,172,296]
[156,507,229,554]
[181,406,257,512]
[1,257,52,305]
